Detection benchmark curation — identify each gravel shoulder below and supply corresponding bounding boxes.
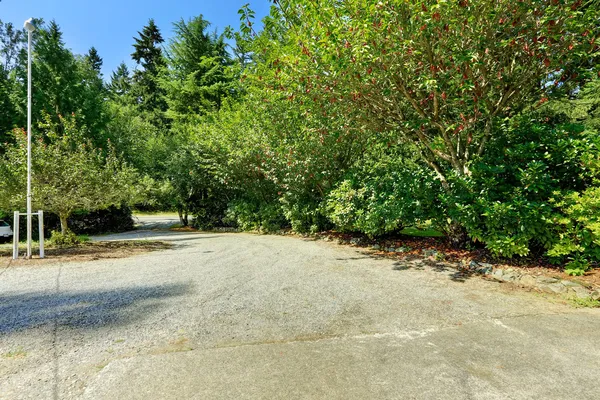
[1,230,599,399]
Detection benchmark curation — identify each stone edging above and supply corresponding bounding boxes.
[463,261,600,301]
[321,234,599,302]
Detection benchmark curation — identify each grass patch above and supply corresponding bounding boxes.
[399,227,445,238]
[570,297,600,308]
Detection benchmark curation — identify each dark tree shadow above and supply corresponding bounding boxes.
[163,235,222,243]
[0,283,192,334]
[387,254,477,282]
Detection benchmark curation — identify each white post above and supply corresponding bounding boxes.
[26,28,33,259]
[12,211,19,260]
[38,210,44,258]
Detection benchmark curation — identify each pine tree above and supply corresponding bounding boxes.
[130,19,168,124]
[86,46,103,73]
[0,20,24,71]
[132,19,165,73]
[108,62,132,98]
[0,64,15,146]
[24,20,78,127]
[163,15,233,122]
[9,20,107,144]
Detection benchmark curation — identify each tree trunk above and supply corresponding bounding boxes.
[178,206,188,227]
[59,213,69,235]
[447,221,468,249]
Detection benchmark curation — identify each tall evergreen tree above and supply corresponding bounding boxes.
[10,20,107,144]
[108,62,132,98]
[132,19,165,73]
[130,19,168,123]
[0,64,15,147]
[85,46,103,73]
[162,15,233,122]
[0,20,25,71]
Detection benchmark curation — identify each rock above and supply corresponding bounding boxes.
[468,261,478,269]
[492,269,504,280]
[386,247,395,252]
[500,272,520,283]
[550,283,568,294]
[590,290,600,301]
[519,275,537,287]
[570,286,592,300]
[477,266,493,275]
[538,282,567,294]
[372,244,380,250]
[422,249,438,257]
[536,277,560,284]
[478,262,494,269]
[350,238,361,245]
[560,280,583,288]
[396,246,411,253]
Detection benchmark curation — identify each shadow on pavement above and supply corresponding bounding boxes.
[0,283,191,334]
[391,254,476,282]
[159,235,222,243]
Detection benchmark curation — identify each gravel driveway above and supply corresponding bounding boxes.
[1,229,599,399]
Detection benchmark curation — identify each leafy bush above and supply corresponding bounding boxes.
[547,186,600,275]
[447,116,600,260]
[224,199,287,232]
[48,230,80,248]
[67,206,134,234]
[326,143,444,237]
[0,206,134,239]
[280,193,329,234]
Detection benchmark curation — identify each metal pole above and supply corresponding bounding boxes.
[38,210,44,258]
[26,29,32,259]
[12,211,19,260]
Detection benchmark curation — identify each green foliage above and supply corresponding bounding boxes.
[447,115,600,260]
[85,46,103,72]
[326,141,444,237]
[570,297,600,308]
[224,200,286,232]
[48,229,80,248]
[3,20,109,147]
[265,0,599,183]
[130,19,168,125]
[547,186,600,273]
[0,115,138,233]
[108,62,132,99]
[162,16,234,122]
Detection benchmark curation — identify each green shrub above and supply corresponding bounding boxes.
[224,200,287,233]
[447,116,600,260]
[547,186,600,274]
[48,230,80,248]
[326,143,444,237]
[280,194,329,234]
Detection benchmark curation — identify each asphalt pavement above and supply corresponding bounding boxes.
[0,221,599,399]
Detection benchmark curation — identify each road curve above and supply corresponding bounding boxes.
[0,230,598,399]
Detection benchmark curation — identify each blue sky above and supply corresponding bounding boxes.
[0,0,271,77]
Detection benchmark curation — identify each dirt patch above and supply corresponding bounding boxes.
[170,226,199,232]
[0,241,172,266]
